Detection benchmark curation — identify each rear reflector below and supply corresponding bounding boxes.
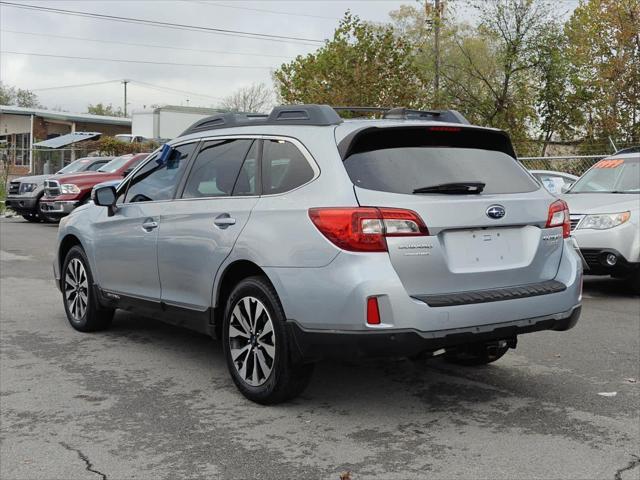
[546,199,571,238]
[367,297,381,325]
[308,207,428,252]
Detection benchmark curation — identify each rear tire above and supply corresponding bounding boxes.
[62,245,114,332]
[445,341,510,366]
[222,276,314,404]
[629,271,640,295]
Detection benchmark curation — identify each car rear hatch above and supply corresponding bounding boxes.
[339,124,564,296]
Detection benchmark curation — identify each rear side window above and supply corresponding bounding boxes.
[182,139,254,198]
[343,129,537,195]
[262,140,314,194]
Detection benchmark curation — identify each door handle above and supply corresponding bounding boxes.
[214,214,236,229]
[142,220,158,231]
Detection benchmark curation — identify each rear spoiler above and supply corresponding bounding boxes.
[337,125,517,160]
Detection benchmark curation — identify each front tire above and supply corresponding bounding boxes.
[22,213,40,223]
[37,198,58,223]
[62,246,114,332]
[223,276,314,404]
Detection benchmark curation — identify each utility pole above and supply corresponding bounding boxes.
[427,0,444,106]
[122,79,130,117]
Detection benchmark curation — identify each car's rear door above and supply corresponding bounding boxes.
[157,137,260,312]
[341,125,563,295]
[91,142,196,301]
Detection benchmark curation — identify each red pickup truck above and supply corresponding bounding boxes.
[41,153,149,220]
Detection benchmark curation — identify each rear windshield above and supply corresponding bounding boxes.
[344,147,538,195]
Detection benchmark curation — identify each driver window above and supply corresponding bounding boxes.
[124,143,196,203]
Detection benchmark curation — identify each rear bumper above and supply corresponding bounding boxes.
[265,238,582,333]
[39,199,79,218]
[287,305,581,361]
[5,195,38,214]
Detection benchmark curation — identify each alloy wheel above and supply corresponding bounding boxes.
[228,296,276,387]
[65,258,89,321]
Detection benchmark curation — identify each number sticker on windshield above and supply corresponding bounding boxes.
[594,159,624,168]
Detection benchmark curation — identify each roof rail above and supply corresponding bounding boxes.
[179,104,469,137]
[180,104,343,137]
[333,106,469,124]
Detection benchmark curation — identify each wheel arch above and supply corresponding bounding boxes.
[212,259,276,338]
[58,234,84,284]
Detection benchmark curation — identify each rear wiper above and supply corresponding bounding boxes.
[413,182,486,194]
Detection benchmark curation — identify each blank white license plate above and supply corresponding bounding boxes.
[443,228,526,271]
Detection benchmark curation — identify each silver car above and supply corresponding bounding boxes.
[562,152,640,292]
[53,105,582,404]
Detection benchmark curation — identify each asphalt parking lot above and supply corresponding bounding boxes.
[1,216,638,480]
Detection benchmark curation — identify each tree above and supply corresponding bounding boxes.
[221,83,273,113]
[0,82,42,108]
[87,103,125,117]
[533,26,581,155]
[565,0,640,149]
[274,13,426,108]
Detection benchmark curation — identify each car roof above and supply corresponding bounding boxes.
[529,169,578,177]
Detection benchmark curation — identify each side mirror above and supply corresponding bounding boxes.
[561,183,573,193]
[92,185,117,216]
[122,168,132,177]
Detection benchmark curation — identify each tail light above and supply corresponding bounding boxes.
[308,207,428,252]
[546,199,570,238]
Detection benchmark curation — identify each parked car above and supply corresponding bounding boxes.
[115,134,149,143]
[529,169,578,194]
[53,105,582,404]
[5,157,112,222]
[562,151,639,291]
[41,153,148,220]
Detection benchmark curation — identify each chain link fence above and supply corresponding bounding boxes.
[518,155,607,176]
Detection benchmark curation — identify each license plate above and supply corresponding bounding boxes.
[443,228,525,271]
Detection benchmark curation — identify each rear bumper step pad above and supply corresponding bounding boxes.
[413,280,566,307]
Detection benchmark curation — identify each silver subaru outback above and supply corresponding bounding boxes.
[53,105,582,404]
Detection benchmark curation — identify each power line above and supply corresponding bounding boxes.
[2,51,277,69]
[132,80,222,100]
[32,79,123,92]
[0,1,325,45]
[1,29,296,59]
[28,78,223,102]
[192,1,339,20]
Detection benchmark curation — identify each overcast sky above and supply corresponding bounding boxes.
[0,0,577,115]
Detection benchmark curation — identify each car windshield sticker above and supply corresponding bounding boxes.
[594,159,624,168]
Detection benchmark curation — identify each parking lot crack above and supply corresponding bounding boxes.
[60,442,107,480]
[614,454,640,480]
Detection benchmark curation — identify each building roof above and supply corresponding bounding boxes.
[0,105,132,126]
[33,131,102,149]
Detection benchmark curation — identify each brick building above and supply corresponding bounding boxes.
[0,105,131,175]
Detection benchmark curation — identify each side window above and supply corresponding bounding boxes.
[182,139,253,198]
[261,139,314,195]
[124,143,195,203]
